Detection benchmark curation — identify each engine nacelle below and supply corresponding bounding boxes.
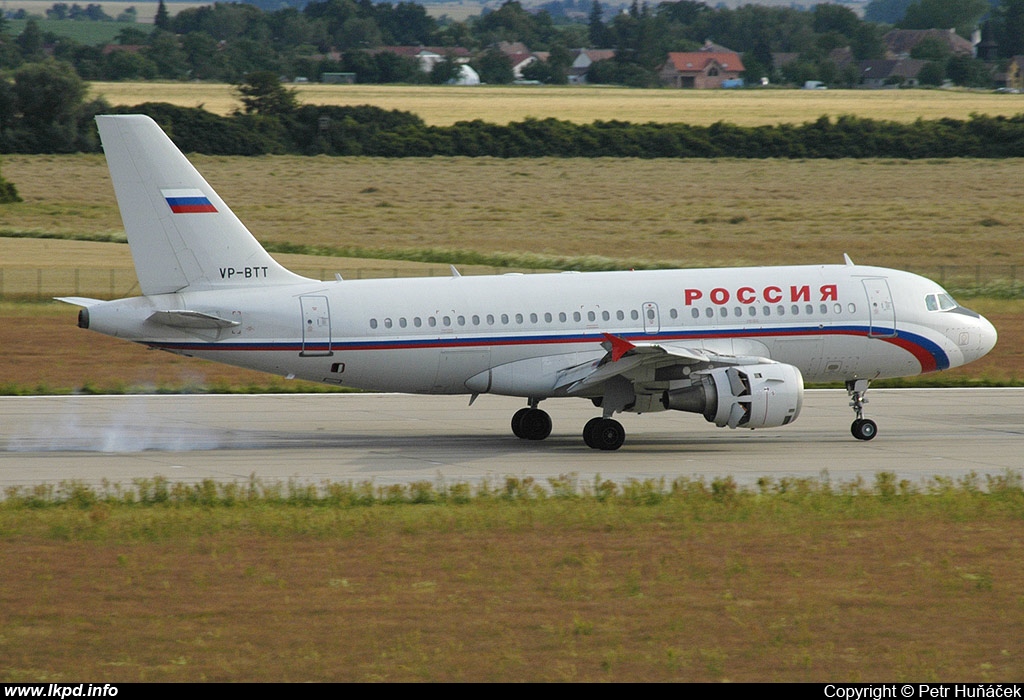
[662,363,803,429]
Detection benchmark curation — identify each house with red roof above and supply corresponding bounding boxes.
[658,51,745,88]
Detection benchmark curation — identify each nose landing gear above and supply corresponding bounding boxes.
[847,379,877,441]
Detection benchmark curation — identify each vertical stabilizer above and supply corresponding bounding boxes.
[96,114,311,295]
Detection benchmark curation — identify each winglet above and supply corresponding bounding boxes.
[843,253,855,266]
[601,333,635,362]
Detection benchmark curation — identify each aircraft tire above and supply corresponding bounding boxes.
[851,418,878,441]
[582,417,603,448]
[588,418,625,451]
[511,408,530,438]
[516,408,552,441]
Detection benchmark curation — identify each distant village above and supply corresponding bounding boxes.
[3,0,1023,90]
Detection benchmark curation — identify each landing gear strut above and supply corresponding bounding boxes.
[511,400,552,441]
[847,379,878,441]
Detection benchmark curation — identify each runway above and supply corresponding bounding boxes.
[1,389,1022,490]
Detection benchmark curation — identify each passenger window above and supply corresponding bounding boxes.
[617,310,625,321]
[530,313,538,323]
[399,318,407,328]
[501,314,509,324]
[370,318,378,329]
[515,313,524,324]
[428,317,437,327]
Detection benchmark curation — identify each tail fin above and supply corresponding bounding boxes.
[96,114,311,295]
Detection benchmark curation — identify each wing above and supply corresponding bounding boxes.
[556,333,765,397]
[553,333,802,430]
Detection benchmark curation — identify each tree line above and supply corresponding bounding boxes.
[8,93,1024,159]
[4,0,1024,87]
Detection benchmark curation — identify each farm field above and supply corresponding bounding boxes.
[4,154,1023,273]
[88,81,1024,127]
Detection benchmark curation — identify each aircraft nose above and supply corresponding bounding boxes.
[978,313,998,358]
[963,312,998,364]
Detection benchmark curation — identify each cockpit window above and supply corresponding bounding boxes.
[925,293,958,312]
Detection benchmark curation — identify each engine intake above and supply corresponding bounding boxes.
[662,363,803,429]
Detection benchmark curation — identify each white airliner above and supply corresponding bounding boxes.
[59,115,998,450]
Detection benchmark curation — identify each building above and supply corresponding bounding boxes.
[658,51,745,89]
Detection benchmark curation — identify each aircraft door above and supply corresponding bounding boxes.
[642,302,660,334]
[862,278,896,338]
[300,295,333,356]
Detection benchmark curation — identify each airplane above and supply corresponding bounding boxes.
[58,114,998,451]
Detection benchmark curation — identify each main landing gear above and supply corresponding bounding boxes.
[511,403,552,441]
[511,400,626,450]
[583,417,625,451]
[847,379,878,441]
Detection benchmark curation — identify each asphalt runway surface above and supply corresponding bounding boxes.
[1,389,1021,490]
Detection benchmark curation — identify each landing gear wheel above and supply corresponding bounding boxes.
[851,418,877,441]
[582,417,603,449]
[584,418,625,451]
[512,407,552,441]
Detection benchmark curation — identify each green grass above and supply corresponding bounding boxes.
[6,19,138,45]
[4,470,1023,512]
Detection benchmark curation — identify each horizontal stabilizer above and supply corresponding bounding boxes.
[148,310,241,329]
[55,296,105,308]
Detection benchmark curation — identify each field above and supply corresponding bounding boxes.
[3,484,1023,682]
[88,81,1024,126]
[3,1,207,22]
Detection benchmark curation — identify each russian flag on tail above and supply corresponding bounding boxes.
[162,188,217,214]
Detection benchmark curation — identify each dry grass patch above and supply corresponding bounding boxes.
[4,155,1024,274]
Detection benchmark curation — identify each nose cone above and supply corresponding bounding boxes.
[977,313,998,360]
[961,312,998,365]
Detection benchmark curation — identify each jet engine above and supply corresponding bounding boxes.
[661,363,803,429]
